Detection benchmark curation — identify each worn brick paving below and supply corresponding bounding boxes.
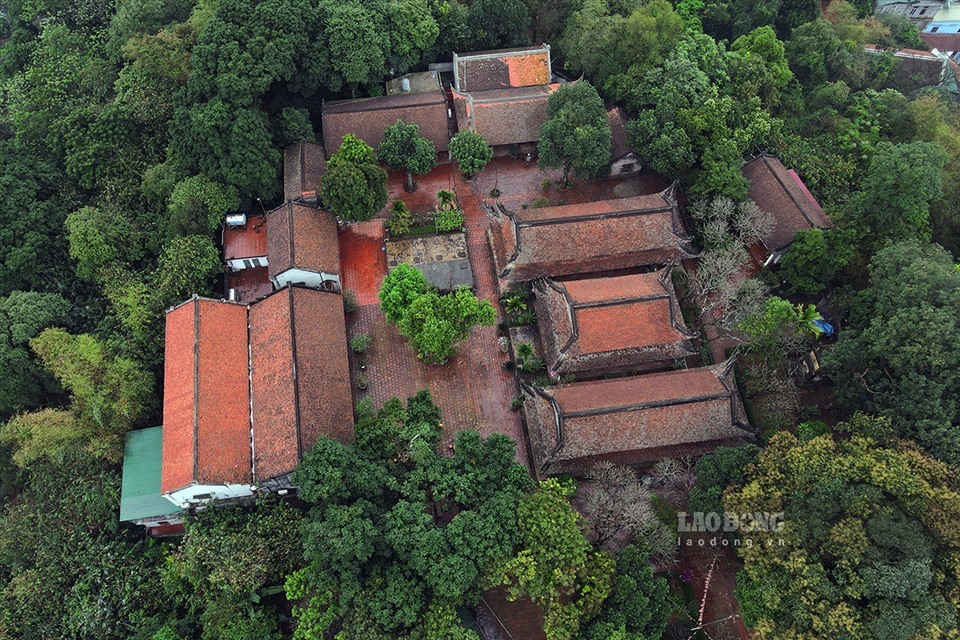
[340,165,527,464]
[338,161,672,466]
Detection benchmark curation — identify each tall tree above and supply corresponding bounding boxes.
[379,120,438,191]
[828,240,960,464]
[726,428,960,640]
[468,0,531,49]
[538,82,611,186]
[449,130,493,179]
[321,134,388,222]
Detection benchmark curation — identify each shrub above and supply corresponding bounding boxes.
[342,290,358,314]
[541,178,552,192]
[795,419,830,441]
[515,341,534,361]
[490,188,501,199]
[435,209,464,233]
[349,334,372,353]
[386,200,412,236]
[504,360,517,371]
[532,196,549,208]
[521,357,545,373]
[510,396,524,411]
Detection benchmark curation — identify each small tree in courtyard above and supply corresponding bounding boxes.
[378,264,496,363]
[321,134,387,221]
[379,120,437,191]
[538,82,611,186]
[449,130,493,178]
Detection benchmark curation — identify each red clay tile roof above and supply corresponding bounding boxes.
[267,201,340,278]
[250,286,354,482]
[283,141,327,203]
[920,32,960,51]
[607,106,632,162]
[321,91,450,154]
[223,215,268,261]
[161,297,252,494]
[454,46,552,91]
[535,269,695,375]
[743,154,832,252]
[452,84,558,147]
[524,361,750,475]
[490,186,694,281]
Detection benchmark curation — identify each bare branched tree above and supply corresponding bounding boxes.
[733,200,774,246]
[582,461,655,547]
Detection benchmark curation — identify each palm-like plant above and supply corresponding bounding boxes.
[794,303,824,337]
[503,295,527,315]
[437,190,456,211]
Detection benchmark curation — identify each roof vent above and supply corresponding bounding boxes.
[401,77,411,92]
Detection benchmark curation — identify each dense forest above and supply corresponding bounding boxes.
[2,0,960,637]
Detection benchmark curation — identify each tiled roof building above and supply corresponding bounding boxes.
[488,185,694,282]
[250,286,354,486]
[524,361,750,476]
[267,201,341,291]
[451,84,560,147]
[451,45,557,148]
[453,45,552,91]
[742,154,832,266]
[283,140,327,203]
[321,90,450,155]
[159,286,353,505]
[161,297,253,499]
[533,268,695,376]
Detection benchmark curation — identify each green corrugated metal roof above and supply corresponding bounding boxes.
[120,427,181,522]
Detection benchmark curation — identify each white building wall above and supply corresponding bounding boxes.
[163,483,256,508]
[272,267,341,292]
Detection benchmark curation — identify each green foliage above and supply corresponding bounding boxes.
[726,430,960,639]
[274,106,315,147]
[779,227,855,295]
[166,174,240,237]
[434,208,464,232]
[847,140,946,247]
[579,544,672,640]
[322,135,388,222]
[350,334,372,353]
[379,120,438,187]
[162,500,302,637]
[66,205,141,280]
[468,0,531,49]
[7,328,153,462]
[538,82,611,185]
[449,130,493,178]
[492,478,615,640]
[155,235,223,305]
[559,0,683,93]
[730,26,792,107]
[0,291,71,419]
[688,444,760,515]
[289,393,532,638]
[379,264,495,363]
[0,451,171,638]
[387,200,414,236]
[828,240,960,464]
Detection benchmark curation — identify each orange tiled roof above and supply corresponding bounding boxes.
[490,186,694,281]
[535,269,695,375]
[524,361,750,475]
[454,45,551,92]
[223,215,268,261]
[267,201,341,278]
[250,286,354,482]
[161,297,253,494]
[743,154,832,252]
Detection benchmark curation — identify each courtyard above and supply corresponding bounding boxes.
[338,158,669,467]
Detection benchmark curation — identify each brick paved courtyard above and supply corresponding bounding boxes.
[338,160,672,467]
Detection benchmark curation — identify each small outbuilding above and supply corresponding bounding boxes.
[267,201,342,291]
